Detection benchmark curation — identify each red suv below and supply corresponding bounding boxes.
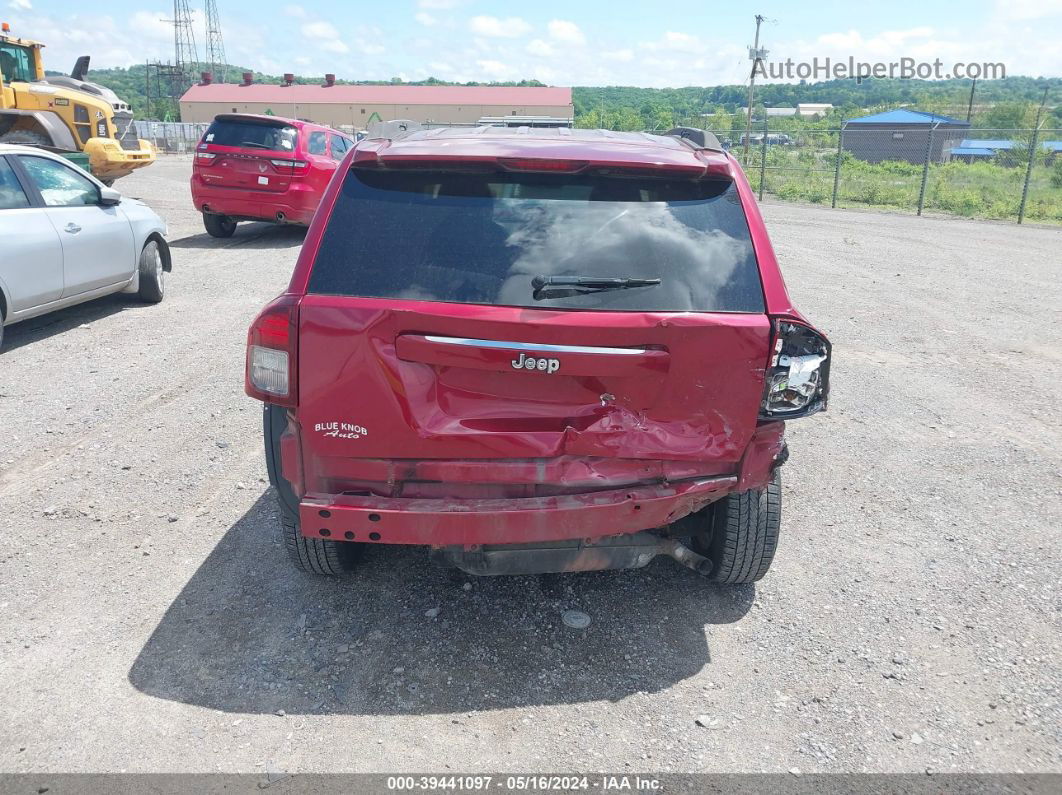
[191,113,354,238]
[245,126,831,584]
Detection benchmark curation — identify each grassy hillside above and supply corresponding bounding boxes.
[59,63,1061,129]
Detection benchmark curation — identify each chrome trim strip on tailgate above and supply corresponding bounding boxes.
[422,336,648,356]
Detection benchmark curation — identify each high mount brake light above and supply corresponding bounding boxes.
[245,294,300,407]
[760,319,831,420]
[498,158,589,173]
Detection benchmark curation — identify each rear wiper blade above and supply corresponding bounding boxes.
[531,275,661,300]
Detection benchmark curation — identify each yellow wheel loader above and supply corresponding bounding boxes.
[0,21,155,184]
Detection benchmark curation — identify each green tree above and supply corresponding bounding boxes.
[983,101,1037,130]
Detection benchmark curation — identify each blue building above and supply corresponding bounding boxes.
[842,109,971,165]
[949,139,1062,164]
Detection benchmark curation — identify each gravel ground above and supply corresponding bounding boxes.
[0,155,1059,775]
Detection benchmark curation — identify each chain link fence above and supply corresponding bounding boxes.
[131,117,1061,224]
[730,123,1062,224]
[133,121,211,153]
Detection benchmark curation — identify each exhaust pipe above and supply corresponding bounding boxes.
[432,532,714,576]
[659,538,714,576]
[275,211,286,223]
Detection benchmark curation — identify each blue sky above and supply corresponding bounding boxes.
[4,0,1060,86]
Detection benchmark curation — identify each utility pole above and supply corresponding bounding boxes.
[966,78,977,123]
[1018,85,1050,224]
[742,14,766,166]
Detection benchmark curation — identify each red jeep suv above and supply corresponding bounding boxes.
[245,126,831,584]
[191,113,354,237]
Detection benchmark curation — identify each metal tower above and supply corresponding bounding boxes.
[204,0,227,83]
[172,0,200,90]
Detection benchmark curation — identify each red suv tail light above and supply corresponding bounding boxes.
[246,294,300,407]
[760,318,831,420]
[270,158,310,175]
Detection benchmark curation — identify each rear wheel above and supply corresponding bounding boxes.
[264,404,360,577]
[282,516,360,576]
[0,129,51,147]
[203,212,236,238]
[137,239,165,303]
[691,470,781,584]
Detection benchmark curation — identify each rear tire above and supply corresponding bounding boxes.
[137,240,165,303]
[692,470,781,584]
[203,212,236,238]
[0,129,51,147]
[282,516,360,576]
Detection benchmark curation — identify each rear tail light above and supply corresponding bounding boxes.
[196,152,216,161]
[499,158,589,173]
[249,346,289,396]
[760,319,831,419]
[245,294,300,407]
[271,158,308,170]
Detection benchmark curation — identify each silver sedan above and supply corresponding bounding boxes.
[0,144,171,350]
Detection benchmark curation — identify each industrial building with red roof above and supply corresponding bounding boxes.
[179,75,573,129]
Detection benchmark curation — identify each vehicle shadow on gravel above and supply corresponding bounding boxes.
[1,293,134,353]
[168,224,307,250]
[129,492,754,716]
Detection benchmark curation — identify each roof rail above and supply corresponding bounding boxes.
[665,127,723,152]
[366,119,424,140]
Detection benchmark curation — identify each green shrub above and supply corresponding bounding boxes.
[1051,159,1062,190]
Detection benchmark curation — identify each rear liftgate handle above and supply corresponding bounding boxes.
[394,334,670,378]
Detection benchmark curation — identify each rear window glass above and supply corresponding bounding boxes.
[204,119,297,153]
[308,169,764,313]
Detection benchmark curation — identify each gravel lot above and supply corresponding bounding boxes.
[0,155,1059,775]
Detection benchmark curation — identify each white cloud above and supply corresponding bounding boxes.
[476,59,515,79]
[130,10,188,42]
[469,15,531,38]
[8,0,33,10]
[415,12,437,27]
[547,20,584,45]
[526,39,554,57]
[993,0,1062,20]
[640,31,703,54]
[602,49,634,62]
[282,4,306,18]
[356,41,385,55]
[300,20,351,53]
[301,21,340,40]
[319,38,350,53]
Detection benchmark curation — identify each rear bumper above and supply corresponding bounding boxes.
[299,476,736,547]
[190,177,318,225]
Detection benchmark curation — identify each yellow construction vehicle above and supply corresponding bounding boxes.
[0,20,155,184]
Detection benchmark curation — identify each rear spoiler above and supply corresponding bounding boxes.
[365,119,423,140]
[212,113,298,127]
[353,122,733,179]
[665,127,725,153]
